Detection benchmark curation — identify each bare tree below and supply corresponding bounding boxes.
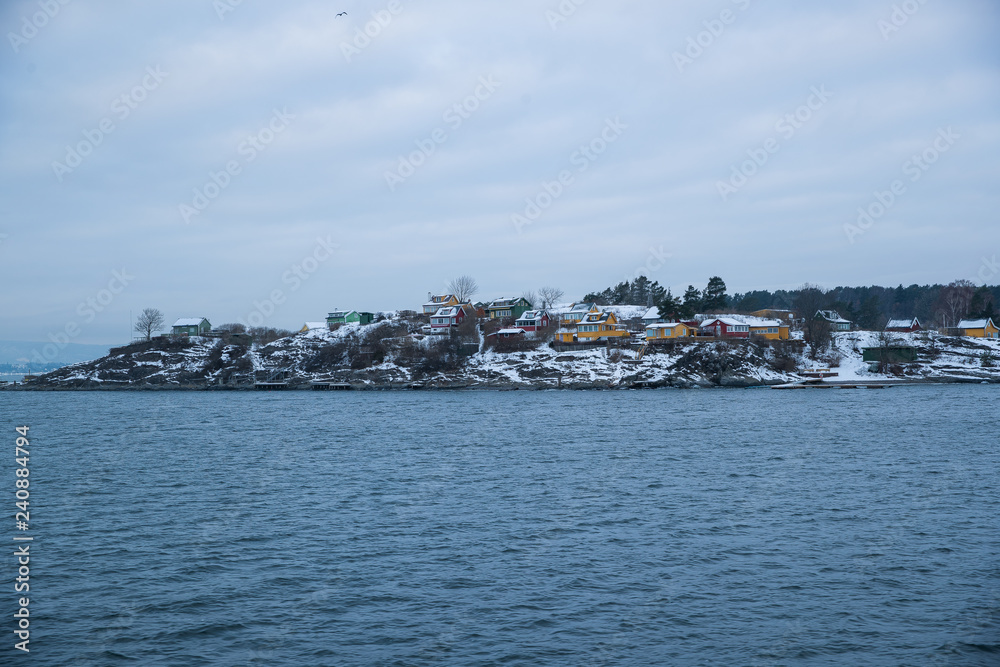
[538,286,564,309]
[936,279,976,327]
[794,285,832,358]
[134,308,164,341]
[521,290,537,308]
[447,275,479,303]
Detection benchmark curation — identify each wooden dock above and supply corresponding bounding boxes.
[310,381,351,390]
[772,381,890,390]
[254,382,289,390]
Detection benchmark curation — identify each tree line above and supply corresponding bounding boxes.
[580,277,999,328]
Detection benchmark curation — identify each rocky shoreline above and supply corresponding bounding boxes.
[7,325,1000,391]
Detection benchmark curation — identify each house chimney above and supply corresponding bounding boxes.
[428,292,432,301]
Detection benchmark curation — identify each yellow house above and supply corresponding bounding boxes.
[748,320,790,340]
[958,318,999,339]
[559,302,599,327]
[645,322,691,340]
[576,310,630,341]
[422,294,460,314]
[556,328,576,343]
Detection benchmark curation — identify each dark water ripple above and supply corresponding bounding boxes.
[1,386,998,665]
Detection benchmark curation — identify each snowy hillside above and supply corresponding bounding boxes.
[13,323,1000,390]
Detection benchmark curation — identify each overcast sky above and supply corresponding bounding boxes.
[1,0,998,346]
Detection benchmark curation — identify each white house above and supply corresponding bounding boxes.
[641,306,662,326]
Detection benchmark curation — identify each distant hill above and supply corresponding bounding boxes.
[0,340,113,366]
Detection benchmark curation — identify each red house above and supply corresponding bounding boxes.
[429,305,471,332]
[514,309,550,332]
[699,317,750,338]
[885,318,921,333]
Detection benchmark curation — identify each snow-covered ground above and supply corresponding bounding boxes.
[19,324,1000,389]
[808,331,1000,382]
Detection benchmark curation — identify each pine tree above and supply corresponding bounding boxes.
[702,276,728,312]
[657,290,682,321]
[680,285,702,318]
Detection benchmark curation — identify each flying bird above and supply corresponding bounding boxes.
[336,12,347,17]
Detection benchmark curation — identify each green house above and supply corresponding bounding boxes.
[487,297,532,321]
[326,310,374,326]
[171,317,211,336]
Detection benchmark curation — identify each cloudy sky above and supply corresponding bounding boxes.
[1,0,998,346]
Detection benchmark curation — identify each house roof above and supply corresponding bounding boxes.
[328,311,354,318]
[516,310,548,321]
[423,294,458,306]
[816,310,851,324]
[642,306,661,320]
[567,302,597,314]
[432,306,463,318]
[496,328,526,335]
[488,297,530,308]
[645,322,686,330]
[701,317,746,327]
[701,314,783,327]
[173,318,207,327]
[582,310,616,324]
[958,318,995,329]
[886,318,919,329]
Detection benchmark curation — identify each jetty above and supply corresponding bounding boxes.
[310,381,352,390]
[772,379,891,390]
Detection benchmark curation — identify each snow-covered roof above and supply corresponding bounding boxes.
[642,307,661,320]
[645,322,686,330]
[489,297,530,308]
[816,310,851,324]
[697,313,782,327]
[886,318,919,329]
[958,319,995,329]
[516,310,547,321]
[567,302,597,313]
[433,306,463,318]
[423,295,457,306]
[496,328,526,335]
[582,311,615,324]
[302,322,327,330]
[173,318,206,327]
[701,317,746,327]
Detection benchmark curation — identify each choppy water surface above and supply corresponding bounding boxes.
[2,386,998,666]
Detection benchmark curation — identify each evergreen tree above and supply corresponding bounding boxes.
[857,296,882,330]
[657,290,682,321]
[969,286,996,320]
[681,285,702,318]
[702,276,728,311]
[583,277,668,306]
